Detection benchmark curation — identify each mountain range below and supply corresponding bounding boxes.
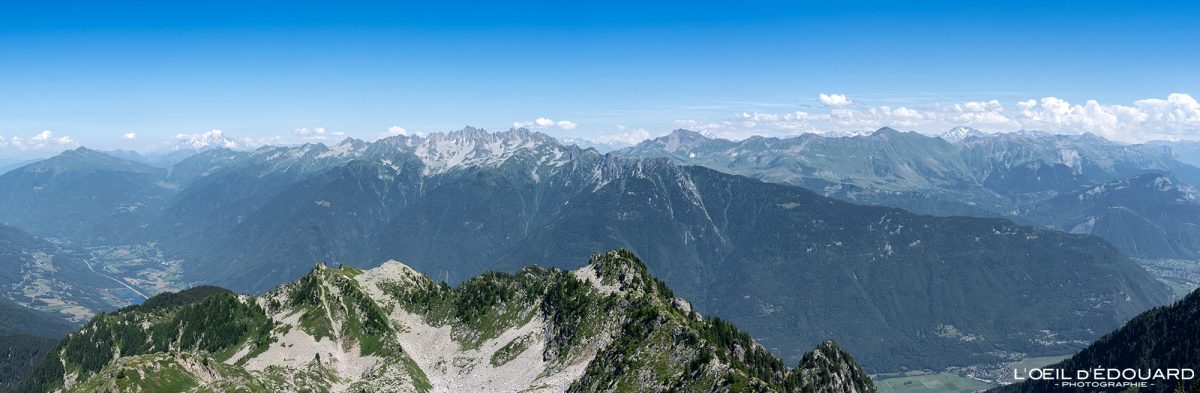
[1028,172,1200,260]
[13,250,877,393]
[1149,140,1200,168]
[0,148,170,244]
[0,127,1180,374]
[614,128,1200,261]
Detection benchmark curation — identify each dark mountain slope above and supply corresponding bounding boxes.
[0,334,57,392]
[616,129,1200,260]
[160,147,249,185]
[148,144,359,253]
[0,297,74,338]
[0,298,75,391]
[1152,140,1200,168]
[1030,172,1200,260]
[0,148,169,244]
[507,164,1172,370]
[994,288,1200,393]
[0,159,36,176]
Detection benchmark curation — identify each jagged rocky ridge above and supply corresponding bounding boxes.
[15,250,875,393]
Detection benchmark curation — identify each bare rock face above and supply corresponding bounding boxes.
[793,340,878,393]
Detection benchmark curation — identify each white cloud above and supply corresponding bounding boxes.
[818,93,853,106]
[293,127,344,141]
[665,93,1200,142]
[387,125,409,136]
[1133,92,1200,129]
[29,131,50,142]
[1007,95,1200,141]
[31,130,73,145]
[122,133,137,140]
[944,99,1013,126]
[514,116,579,131]
[555,120,577,130]
[816,104,934,130]
[1014,97,1122,135]
[590,127,656,146]
[3,130,78,152]
[0,130,78,156]
[674,117,778,140]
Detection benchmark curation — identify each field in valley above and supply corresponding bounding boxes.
[876,372,996,393]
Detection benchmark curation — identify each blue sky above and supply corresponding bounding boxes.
[1,1,1198,156]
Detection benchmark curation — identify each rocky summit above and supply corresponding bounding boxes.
[14,250,876,393]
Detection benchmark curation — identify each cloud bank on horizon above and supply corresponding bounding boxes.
[2,92,1199,158]
[674,92,1200,143]
[3,1,1196,158]
[0,131,78,155]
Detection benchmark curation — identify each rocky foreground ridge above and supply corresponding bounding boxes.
[15,250,875,393]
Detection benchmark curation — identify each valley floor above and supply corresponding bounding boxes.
[8,242,190,322]
[1135,258,1200,298]
[874,354,1073,392]
[876,373,995,393]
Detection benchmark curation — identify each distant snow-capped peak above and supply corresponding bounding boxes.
[941,126,985,143]
[173,130,242,151]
